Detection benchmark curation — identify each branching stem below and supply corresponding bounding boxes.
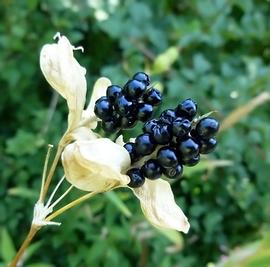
[49,185,73,210]
[40,136,67,202]
[45,175,66,208]
[46,191,97,221]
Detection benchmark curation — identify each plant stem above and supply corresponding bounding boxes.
[10,191,97,266]
[39,144,53,202]
[49,185,73,210]
[9,225,40,267]
[40,137,66,202]
[45,175,66,208]
[11,180,111,267]
[220,91,270,132]
[46,191,98,221]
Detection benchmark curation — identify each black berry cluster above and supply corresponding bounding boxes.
[124,98,220,188]
[94,72,162,132]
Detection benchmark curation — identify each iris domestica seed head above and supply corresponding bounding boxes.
[40,34,221,236]
[93,71,219,187]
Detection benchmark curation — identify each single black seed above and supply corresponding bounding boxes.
[127,168,145,188]
[143,119,159,133]
[190,129,199,139]
[135,133,156,156]
[159,109,176,125]
[120,115,137,129]
[162,164,183,179]
[144,119,172,144]
[124,79,147,98]
[195,117,219,139]
[157,146,179,168]
[141,159,162,180]
[182,154,200,166]
[115,95,136,116]
[152,123,172,145]
[94,96,113,120]
[137,103,153,122]
[172,117,191,138]
[124,142,140,162]
[175,98,197,120]
[101,116,121,133]
[199,138,217,154]
[106,85,122,103]
[143,88,162,106]
[177,137,199,159]
[132,72,150,86]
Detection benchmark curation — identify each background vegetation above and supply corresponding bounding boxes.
[1,0,270,266]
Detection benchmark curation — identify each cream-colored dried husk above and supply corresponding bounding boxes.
[62,138,131,192]
[40,34,87,130]
[82,77,112,129]
[133,179,190,233]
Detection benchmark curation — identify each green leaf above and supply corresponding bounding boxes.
[193,53,211,74]
[105,191,132,217]
[216,232,270,267]
[26,263,54,267]
[157,228,183,248]
[184,159,233,177]
[5,130,44,156]
[8,187,38,200]
[0,228,16,263]
[27,0,39,10]
[152,46,179,74]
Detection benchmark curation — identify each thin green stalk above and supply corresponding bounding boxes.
[46,191,97,221]
[9,225,40,267]
[39,144,53,202]
[40,136,68,202]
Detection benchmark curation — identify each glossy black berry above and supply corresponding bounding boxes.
[189,128,199,139]
[143,88,162,106]
[157,146,179,168]
[172,118,191,139]
[199,138,217,154]
[175,98,197,120]
[177,137,199,159]
[115,95,136,116]
[143,119,172,145]
[141,159,162,180]
[127,168,145,188]
[124,142,140,162]
[159,109,176,125]
[143,119,159,133]
[137,103,153,122]
[124,79,147,98]
[120,115,137,129]
[195,117,219,139]
[163,164,183,179]
[94,96,113,120]
[182,154,200,166]
[101,117,120,132]
[132,72,150,86]
[106,85,122,103]
[135,133,156,156]
[153,123,172,145]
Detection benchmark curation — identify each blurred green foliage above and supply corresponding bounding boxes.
[216,232,270,267]
[1,0,270,266]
